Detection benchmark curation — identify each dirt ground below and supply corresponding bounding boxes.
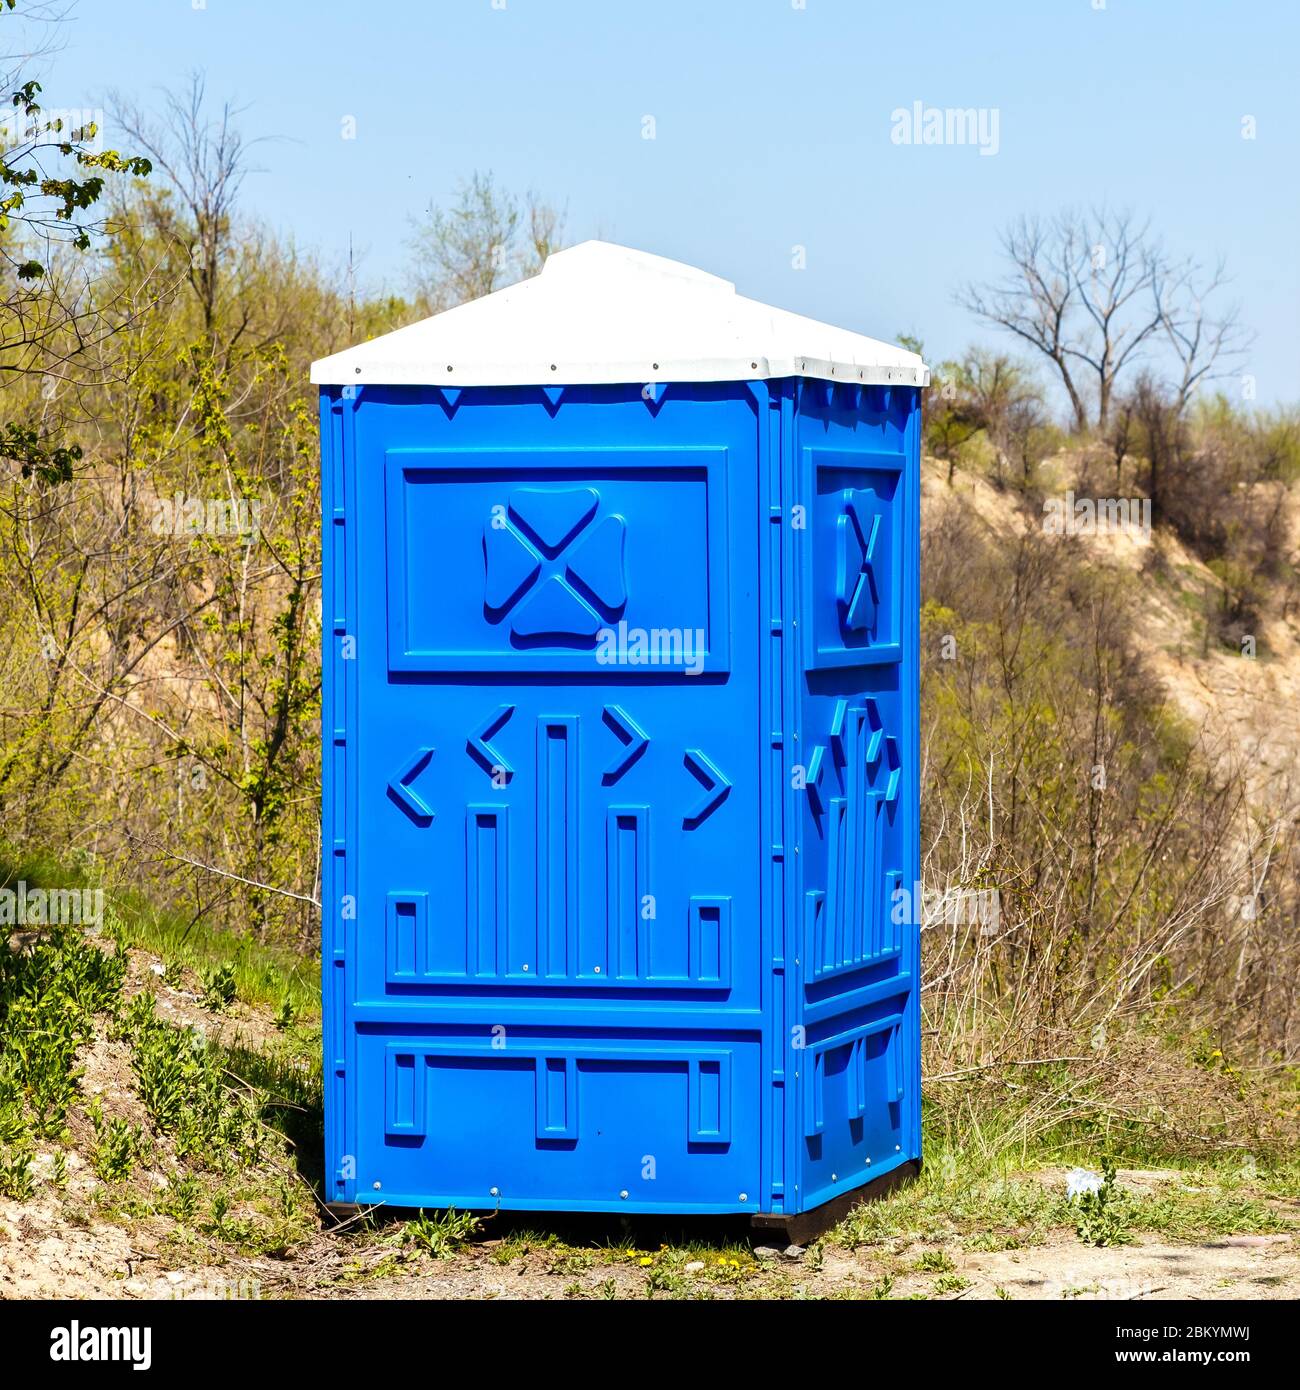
[4,1173,1297,1301]
[3,940,1297,1303]
[324,1227,1300,1302]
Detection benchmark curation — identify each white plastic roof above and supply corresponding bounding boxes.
[310,240,929,389]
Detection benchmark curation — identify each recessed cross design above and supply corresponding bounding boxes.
[484,487,627,643]
[836,488,882,633]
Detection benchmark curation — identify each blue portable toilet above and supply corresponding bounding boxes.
[312,242,927,1237]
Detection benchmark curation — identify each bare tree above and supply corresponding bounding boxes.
[409,170,567,311]
[961,208,1242,431]
[1157,258,1250,415]
[112,72,257,340]
[960,213,1093,432]
[523,190,568,277]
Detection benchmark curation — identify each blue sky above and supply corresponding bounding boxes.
[31,0,1300,405]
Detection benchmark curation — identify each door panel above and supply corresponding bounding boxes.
[795,418,914,1211]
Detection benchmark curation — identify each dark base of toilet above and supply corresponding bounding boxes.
[749,1158,922,1245]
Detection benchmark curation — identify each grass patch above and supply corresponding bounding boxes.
[120,901,318,1019]
[0,841,319,1018]
[1124,1188,1293,1239]
[834,1166,1068,1250]
[488,1230,564,1265]
[832,1148,1298,1254]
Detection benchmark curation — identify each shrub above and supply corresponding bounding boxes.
[0,929,126,1145]
[200,964,238,1012]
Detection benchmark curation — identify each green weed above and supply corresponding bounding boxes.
[200,963,237,1012]
[160,1173,201,1223]
[203,1190,254,1244]
[401,1207,479,1258]
[88,1100,146,1182]
[1071,1158,1132,1247]
[644,1265,688,1297]
[0,1145,34,1199]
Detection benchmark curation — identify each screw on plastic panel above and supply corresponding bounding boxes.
[865,1157,871,1165]
[619,1190,629,1200]
[372,1181,381,1190]
[739,1193,748,1202]
[593,966,601,974]
[522,963,529,971]
[895,1144,901,1151]
[354,367,361,375]
[831,1174,837,1182]
[490,1187,500,1197]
